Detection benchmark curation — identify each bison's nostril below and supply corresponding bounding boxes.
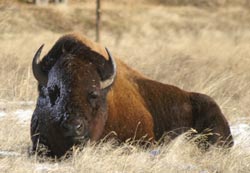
[76,124,82,130]
[75,123,84,135]
[62,121,84,137]
[62,123,70,130]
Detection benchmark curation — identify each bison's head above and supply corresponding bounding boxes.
[31,39,116,157]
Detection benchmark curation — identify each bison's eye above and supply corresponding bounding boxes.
[48,85,60,106]
[88,91,99,100]
[88,91,100,108]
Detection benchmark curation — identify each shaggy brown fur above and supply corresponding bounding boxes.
[31,33,233,157]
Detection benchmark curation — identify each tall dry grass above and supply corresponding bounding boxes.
[0,118,249,173]
[0,1,250,172]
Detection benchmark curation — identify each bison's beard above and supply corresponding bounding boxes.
[31,111,89,158]
[32,123,91,157]
[30,98,107,157]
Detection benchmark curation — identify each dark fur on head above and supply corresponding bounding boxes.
[31,34,115,157]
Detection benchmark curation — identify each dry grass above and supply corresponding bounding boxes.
[0,1,250,172]
[0,118,249,173]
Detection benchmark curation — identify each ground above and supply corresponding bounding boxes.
[0,0,250,172]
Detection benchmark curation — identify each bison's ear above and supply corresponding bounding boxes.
[32,44,48,86]
[99,48,117,89]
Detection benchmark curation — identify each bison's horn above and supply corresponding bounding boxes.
[100,48,117,89]
[32,44,48,86]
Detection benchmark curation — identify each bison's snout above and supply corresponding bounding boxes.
[62,122,83,135]
[61,119,86,139]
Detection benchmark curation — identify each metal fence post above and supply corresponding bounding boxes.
[96,0,101,42]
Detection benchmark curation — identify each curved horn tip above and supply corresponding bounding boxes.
[32,44,47,86]
[100,47,117,89]
[34,44,45,63]
[105,47,110,57]
[105,47,116,70]
[38,44,45,53]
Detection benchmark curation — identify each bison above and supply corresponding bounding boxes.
[30,33,233,157]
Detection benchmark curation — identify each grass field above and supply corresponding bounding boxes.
[0,0,250,172]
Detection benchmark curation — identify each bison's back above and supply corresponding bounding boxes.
[105,60,193,141]
[136,78,193,140]
[105,60,233,146]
